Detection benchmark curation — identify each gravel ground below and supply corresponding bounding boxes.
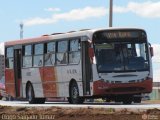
[0,105,160,120]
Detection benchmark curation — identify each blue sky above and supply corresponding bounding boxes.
[0,0,159,43]
[0,0,160,81]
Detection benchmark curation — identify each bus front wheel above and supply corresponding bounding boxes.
[69,81,84,104]
[122,95,133,105]
[133,97,141,103]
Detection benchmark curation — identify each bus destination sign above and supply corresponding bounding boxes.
[100,31,143,39]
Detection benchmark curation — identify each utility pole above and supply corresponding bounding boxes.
[20,22,23,39]
[109,0,113,27]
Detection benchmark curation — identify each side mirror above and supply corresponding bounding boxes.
[150,47,154,57]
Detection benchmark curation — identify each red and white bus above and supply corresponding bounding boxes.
[5,28,153,104]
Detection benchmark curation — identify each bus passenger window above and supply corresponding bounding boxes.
[6,47,13,58]
[69,39,80,64]
[6,58,14,69]
[44,42,55,66]
[5,58,9,68]
[56,41,68,65]
[23,56,32,67]
[23,45,32,68]
[6,47,14,69]
[33,44,44,67]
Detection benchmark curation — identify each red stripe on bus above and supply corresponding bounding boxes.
[39,67,57,97]
[5,36,49,46]
[5,69,16,97]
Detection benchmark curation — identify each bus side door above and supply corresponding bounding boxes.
[13,45,22,97]
[81,41,92,96]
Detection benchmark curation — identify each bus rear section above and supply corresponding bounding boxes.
[4,36,89,104]
[90,29,153,104]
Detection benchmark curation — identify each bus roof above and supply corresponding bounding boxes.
[5,27,145,47]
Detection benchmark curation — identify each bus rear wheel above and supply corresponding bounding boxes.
[27,84,46,104]
[36,98,46,104]
[27,84,36,104]
[69,81,84,104]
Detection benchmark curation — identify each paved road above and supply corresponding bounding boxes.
[0,100,160,109]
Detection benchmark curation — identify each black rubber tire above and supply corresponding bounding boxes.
[26,84,36,104]
[36,98,46,104]
[27,84,46,104]
[133,97,141,103]
[7,96,14,101]
[122,96,133,105]
[79,98,85,104]
[0,96,2,100]
[69,81,84,104]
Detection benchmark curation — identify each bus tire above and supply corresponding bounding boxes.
[26,83,36,104]
[122,96,132,105]
[69,81,84,104]
[7,96,14,101]
[36,98,46,104]
[133,97,141,103]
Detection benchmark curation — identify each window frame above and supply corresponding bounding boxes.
[44,42,56,66]
[56,40,69,65]
[14,37,82,68]
[5,47,14,69]
[22,44,33,68]
[33,43,44,67]
[68,39,81,65]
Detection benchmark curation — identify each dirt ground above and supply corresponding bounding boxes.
[0,105,160,120]
[142,100,160,104]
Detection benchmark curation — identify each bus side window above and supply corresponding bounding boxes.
[69,39,80,64]
[33,44,44,67]
[22,45,32,68]
[5,58,9,68]
[44,42,56,66]
[6,47,14,69]
[56,40,68,65]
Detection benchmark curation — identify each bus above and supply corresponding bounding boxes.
[5,28,153,104]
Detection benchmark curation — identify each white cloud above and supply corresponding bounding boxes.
[24,17,57,26]
[153,65,160,82]
[24,6,107,26]
[113,5,129,13]
[152,44,160,63]
[23,1,160,26]
[44,8,61,12]
[151,44,160,82]
[113,1,160,18]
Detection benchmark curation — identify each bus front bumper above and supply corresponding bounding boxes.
[93,78,152,96]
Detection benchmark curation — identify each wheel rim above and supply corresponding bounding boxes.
[72,86,78,99]
[28,86,32,101]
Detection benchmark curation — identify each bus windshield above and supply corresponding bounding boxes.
[93,30,149,72]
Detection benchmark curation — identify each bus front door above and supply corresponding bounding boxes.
[81,41,92,96]
[14,47,22,97]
